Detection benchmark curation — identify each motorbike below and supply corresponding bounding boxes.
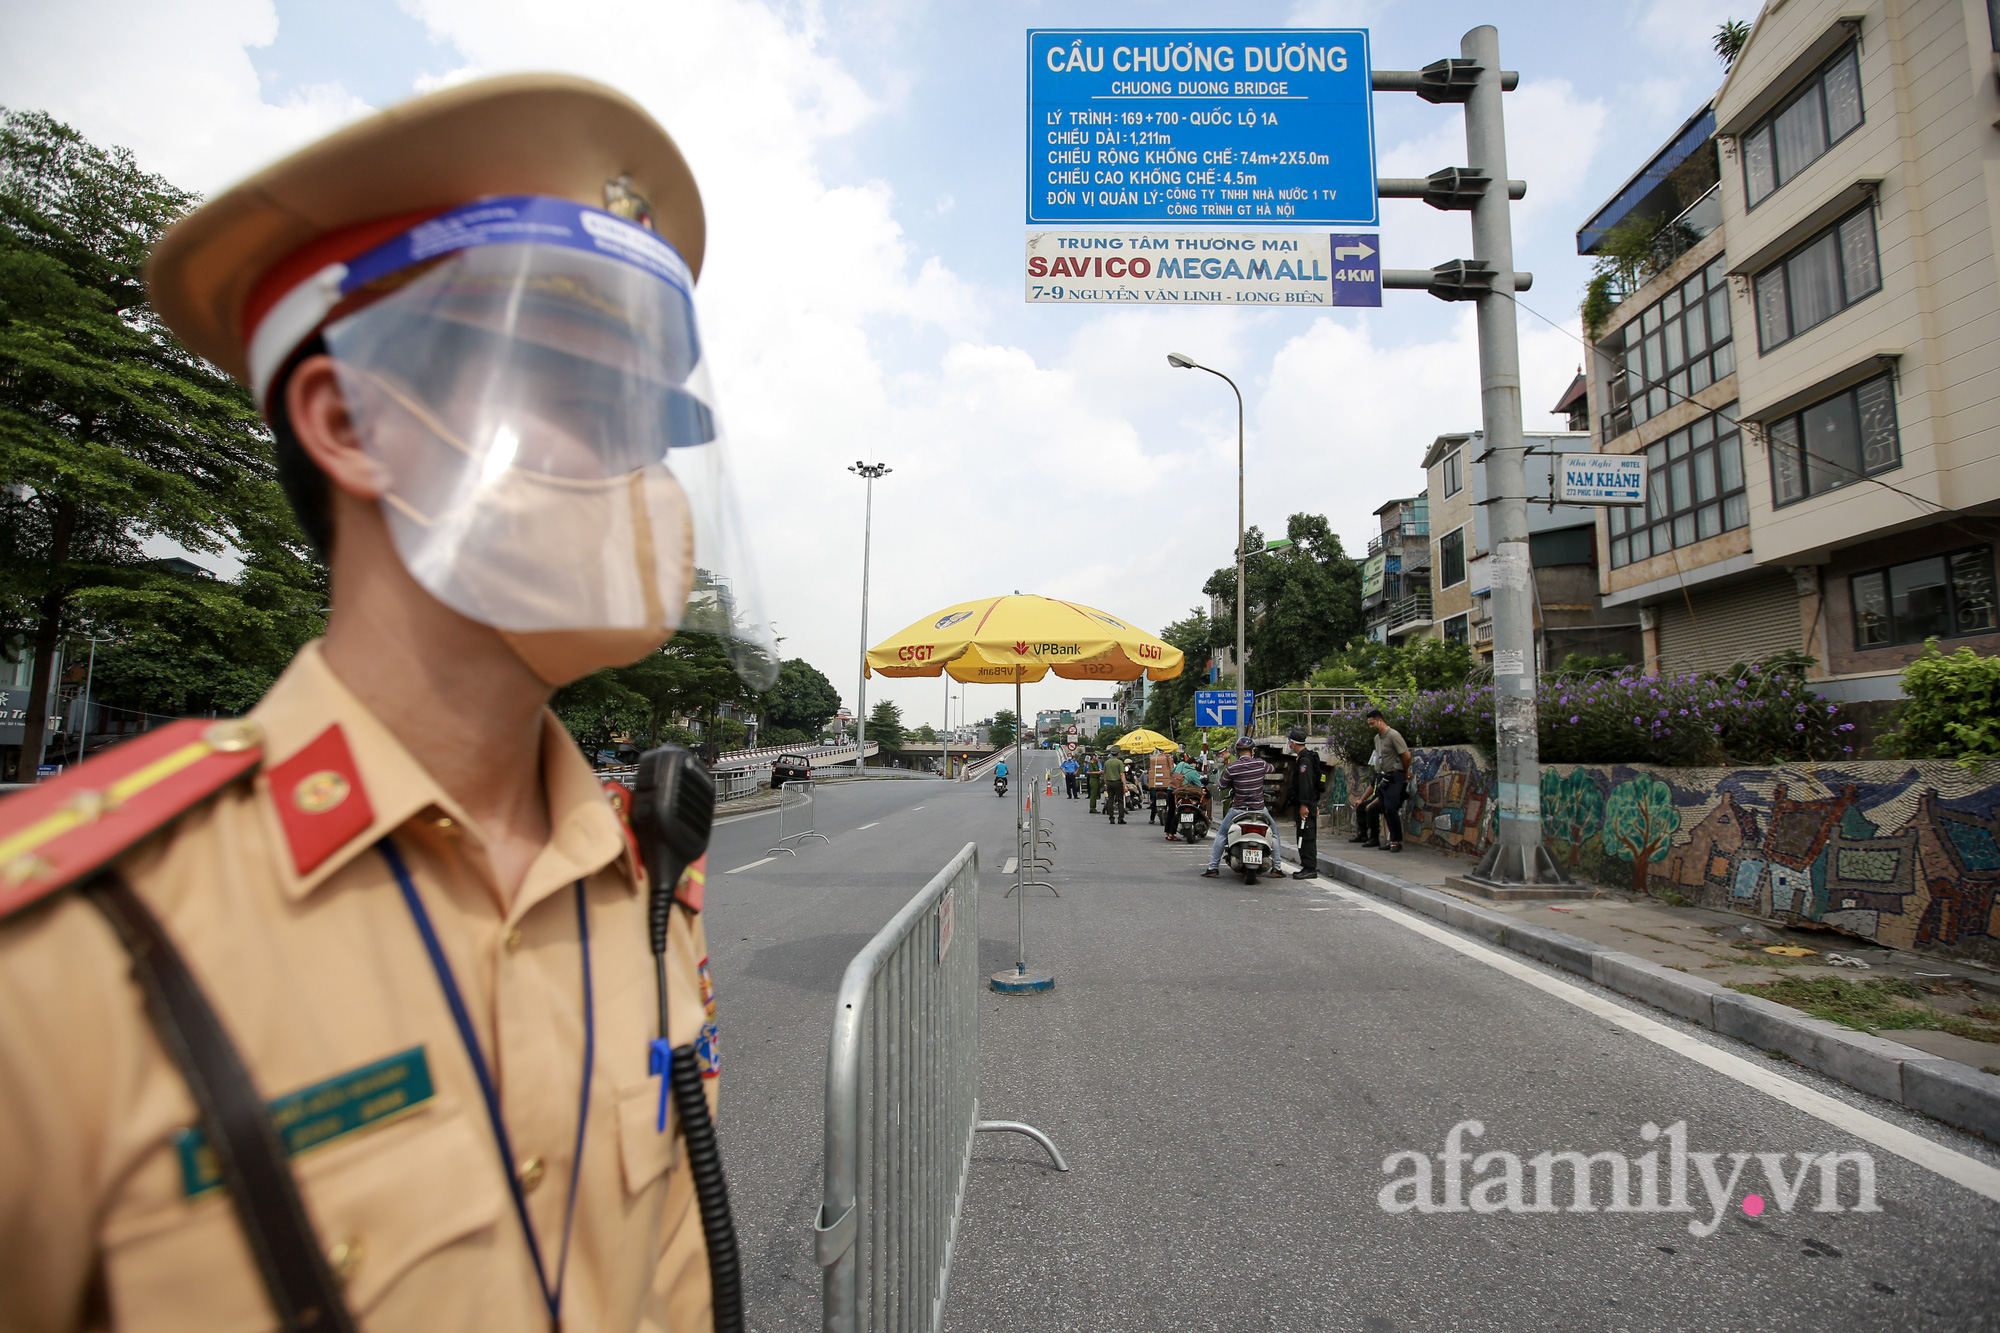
[993,772,1008,798]
[1222,808,1278,884]
[1175,788,1210,842]
[1124,787,1143,813]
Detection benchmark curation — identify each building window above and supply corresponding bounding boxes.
[1753,207,1881,351]
[1742,43,1864,209]
[1768,371,1899,506]
[1441,450,1462,498]
[1851,546,1998,648]
[1443,614,1469,644]
[1601,257,1734,439]
[1438,528,1466,588]
[1608,403,1746,568]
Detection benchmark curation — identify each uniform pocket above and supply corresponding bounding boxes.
[103,1108,506,1332]
[616,1075,684,1196]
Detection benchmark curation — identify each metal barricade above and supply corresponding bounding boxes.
[768,779,831,856]
[816,843,1067,1333]
[1008,788,1057,896]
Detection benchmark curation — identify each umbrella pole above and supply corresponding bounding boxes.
[1015,675,1025,971]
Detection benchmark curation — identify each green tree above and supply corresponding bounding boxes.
[868,699,904,757]
[988,709,1017,748]
[554,631,760,758]
[1143,606,1216,735]
[553,669,648,761]
[760,657,842,737]
[0,110,318,775]
[913,723,937,742]
[1202,514,1363,693]
[1601,774,1680,893]
[1714,19,1751,66]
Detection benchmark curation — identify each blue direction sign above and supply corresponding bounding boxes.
[1195,689,1255,728]
[1328,233,1380,306]
[1028,29,1377,226]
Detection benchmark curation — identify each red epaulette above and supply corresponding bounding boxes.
[0,717,265,921]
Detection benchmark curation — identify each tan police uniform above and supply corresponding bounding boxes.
[0,642,715,1332]
[0,72,725,1333]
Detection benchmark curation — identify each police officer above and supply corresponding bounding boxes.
[1276,726,1324,880]
[0,75,747,1333]
[1102,750,1128,824]
[1085,748,1104,813]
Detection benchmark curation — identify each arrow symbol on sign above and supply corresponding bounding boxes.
[1334,241,1375,261]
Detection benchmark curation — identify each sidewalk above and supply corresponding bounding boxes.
[1324,837,2000,1077]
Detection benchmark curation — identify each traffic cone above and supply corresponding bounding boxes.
[1046,774,1054,797]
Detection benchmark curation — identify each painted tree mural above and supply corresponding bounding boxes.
[1602,774,1681,892]
[1540,768,1605,868]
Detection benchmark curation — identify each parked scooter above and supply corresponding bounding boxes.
[1123,787,1142,813]
[993,772,1009,798]
[1222,808,1278,884]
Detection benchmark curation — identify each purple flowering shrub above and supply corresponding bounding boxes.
[1326,656,1854,768]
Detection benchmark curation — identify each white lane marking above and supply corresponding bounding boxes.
[912,806,925,811]
[1321,883,2000,1205]
[855,822,880,831]
[725,857,775,875]
[1000,857,1018,874]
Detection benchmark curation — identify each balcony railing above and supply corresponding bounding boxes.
[1386,592,1433,632]
[1365,521,1428,556]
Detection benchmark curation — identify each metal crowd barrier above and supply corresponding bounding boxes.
[768,779,832,856]
[1007,788,1057,897]
[816,843,1067,1333]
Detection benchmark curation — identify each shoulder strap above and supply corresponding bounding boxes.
[85,871,359,1333]
[0,718,264,921]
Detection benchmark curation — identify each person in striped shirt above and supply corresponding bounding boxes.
[1199,737,1275,877]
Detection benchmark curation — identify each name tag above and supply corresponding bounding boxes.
[175,1046,435,1198]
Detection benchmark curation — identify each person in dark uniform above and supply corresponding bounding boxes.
[1276,726,1325,879]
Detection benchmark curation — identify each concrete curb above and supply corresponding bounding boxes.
[1323,854,2000,1146]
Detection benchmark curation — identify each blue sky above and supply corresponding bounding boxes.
[0,0,1744,729]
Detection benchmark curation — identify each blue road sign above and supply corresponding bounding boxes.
[1328,233,1381,306]
[1195,689,1255,727]
[1028,29,1377,226]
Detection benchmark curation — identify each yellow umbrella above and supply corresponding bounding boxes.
[1113,729,1179,753]
[865,593,1185,683]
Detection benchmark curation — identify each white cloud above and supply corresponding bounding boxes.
[0,0,371,193]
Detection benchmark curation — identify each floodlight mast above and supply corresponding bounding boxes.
[1166,352,1248,741]
[849,461,891,771]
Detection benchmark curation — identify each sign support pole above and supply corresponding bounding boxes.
[1456,25,1566,887]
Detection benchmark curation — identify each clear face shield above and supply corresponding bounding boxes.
[317,202,776,690]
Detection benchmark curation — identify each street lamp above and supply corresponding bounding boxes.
[1168,352,1249,741]
[849,461,891,771]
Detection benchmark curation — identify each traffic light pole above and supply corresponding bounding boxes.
[1375,25,1567,887]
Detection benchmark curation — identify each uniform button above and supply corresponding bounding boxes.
[503,927,524,954]
[433,814,461,837]
[518,1155,546,1192]
[327,1237,364,1284]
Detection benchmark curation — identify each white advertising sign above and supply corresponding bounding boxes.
[1025,229,1337,306]
[1557,453,1647,506]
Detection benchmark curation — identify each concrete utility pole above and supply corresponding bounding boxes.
[1371,26,1563,887]
[849,461,891,771]
[1457,27,1561,887]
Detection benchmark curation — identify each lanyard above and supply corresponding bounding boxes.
[380,839,595,1328]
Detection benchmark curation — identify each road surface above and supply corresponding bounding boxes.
[702,761,2000,1332]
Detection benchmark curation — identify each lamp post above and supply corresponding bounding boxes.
[849,461,891,771]
[1168,352,1248,740]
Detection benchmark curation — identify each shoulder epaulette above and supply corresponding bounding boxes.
[0,717,264,921]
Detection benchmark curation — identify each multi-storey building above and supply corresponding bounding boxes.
[1717,0,2000,699]
[1419,430,1639,669]
[1360,497,1431,643]
[1580,0,2000,696]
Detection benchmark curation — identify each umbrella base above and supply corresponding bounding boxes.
[990,967,1054,994]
